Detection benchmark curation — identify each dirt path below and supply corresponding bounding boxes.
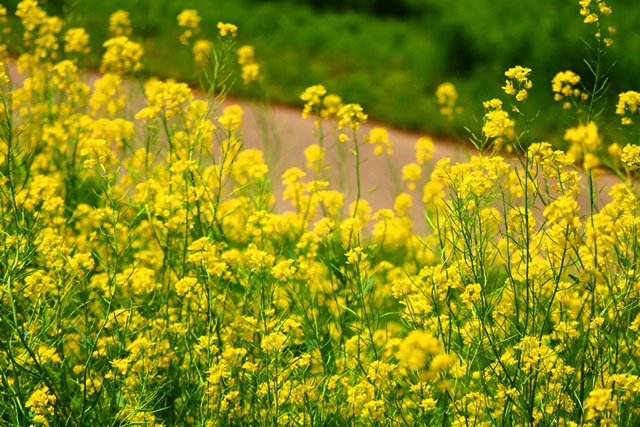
[6,61,623,230]
[231,94,623,223]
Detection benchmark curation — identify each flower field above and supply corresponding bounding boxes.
[2,1,640,426]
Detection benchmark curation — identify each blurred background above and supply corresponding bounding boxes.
[3,0,637,144]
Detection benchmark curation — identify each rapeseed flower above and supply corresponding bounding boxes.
[364,127,392,155]
[109,10,132,36]
[482,99,514,139]
[101,36,144,74]
[4,3,640,426]
[337,103,367,130]
[177,9,200,43]
[503,65,533,101]
[616,91,640,125]
[64,27,90,54]
[217,22,238,37]
[192,40,212,64]
[436,82,460,117]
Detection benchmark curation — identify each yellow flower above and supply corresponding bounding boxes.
[217,22,238,37]
[598,2,612,15]
[80,138,114,170]
[90,73,125,116]
[337,103,367,130]
[542,194,581,229]
[397,330,442,370]
[175,277,197,296]
[261,332,287,352]
[241,63,260,84]
[231,149,269,184]
[502,80,516,95]
[483,98,503,109]
[340,217,361,247]
[366,361,396,382]
[350,199,372,226]
[584,388,617,420]
[616,91,640,125]
[345,246,366,265]
[271,259,296,281]
[304,144,326,171]
[64,28,89,54]
[460,283,482,306]
[584,13,598,23]
[436,82,459,117]
[420,398,438,411]
[136,79,193,120]
[25,385,57,419]
[620,144,640,170]
[607,142,621,158]
[300,84,327,118]
[364,127,392,155]
[505,65,532,82]
[237,45,255,65]
[177,9,201,29]
[0,61,10,85]
[423,178,445,208]
[516,89,528,101]
[503,66,532,101]
[394,193,412,217]
[313,217,334,236]
[552,70,581,103]
[564,121,601,154]
[583,152,600,170]
[192,40,212,64]
[100,36,144,74]
[401,163,422,191]
[218,104,244,133]
[483,109,514,139]
[110,358,130,375]
[415,136,435,165]
[109,10,132,36]
[321,94,343,119]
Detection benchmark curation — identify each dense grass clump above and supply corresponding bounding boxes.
[3,1,640,427]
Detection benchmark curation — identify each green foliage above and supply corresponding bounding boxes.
[3,0,636,139]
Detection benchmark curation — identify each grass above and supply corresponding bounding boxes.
[3,0,639,143]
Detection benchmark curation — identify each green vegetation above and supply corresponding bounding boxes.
[6,1,640,426]
[3,0,636,139]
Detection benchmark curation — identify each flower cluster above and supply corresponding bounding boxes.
[236,45,260,84]
[435,82,461,118]
[109,10,132,36]
[337,103,367,130]
[551,70,585,109]
[364,127,393,156]
[3,2,640,427]
[177,9,201,44]
[100,35,144,74]
[482,99,514,139]
[502,65,532,101]
[135,78,194,120]
[217,22,238,37]
[564,121,602,168]
[64,27,90,54]
[579,0,614,45]
[616,91,640,125]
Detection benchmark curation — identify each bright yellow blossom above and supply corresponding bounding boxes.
[217,22,238,37]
